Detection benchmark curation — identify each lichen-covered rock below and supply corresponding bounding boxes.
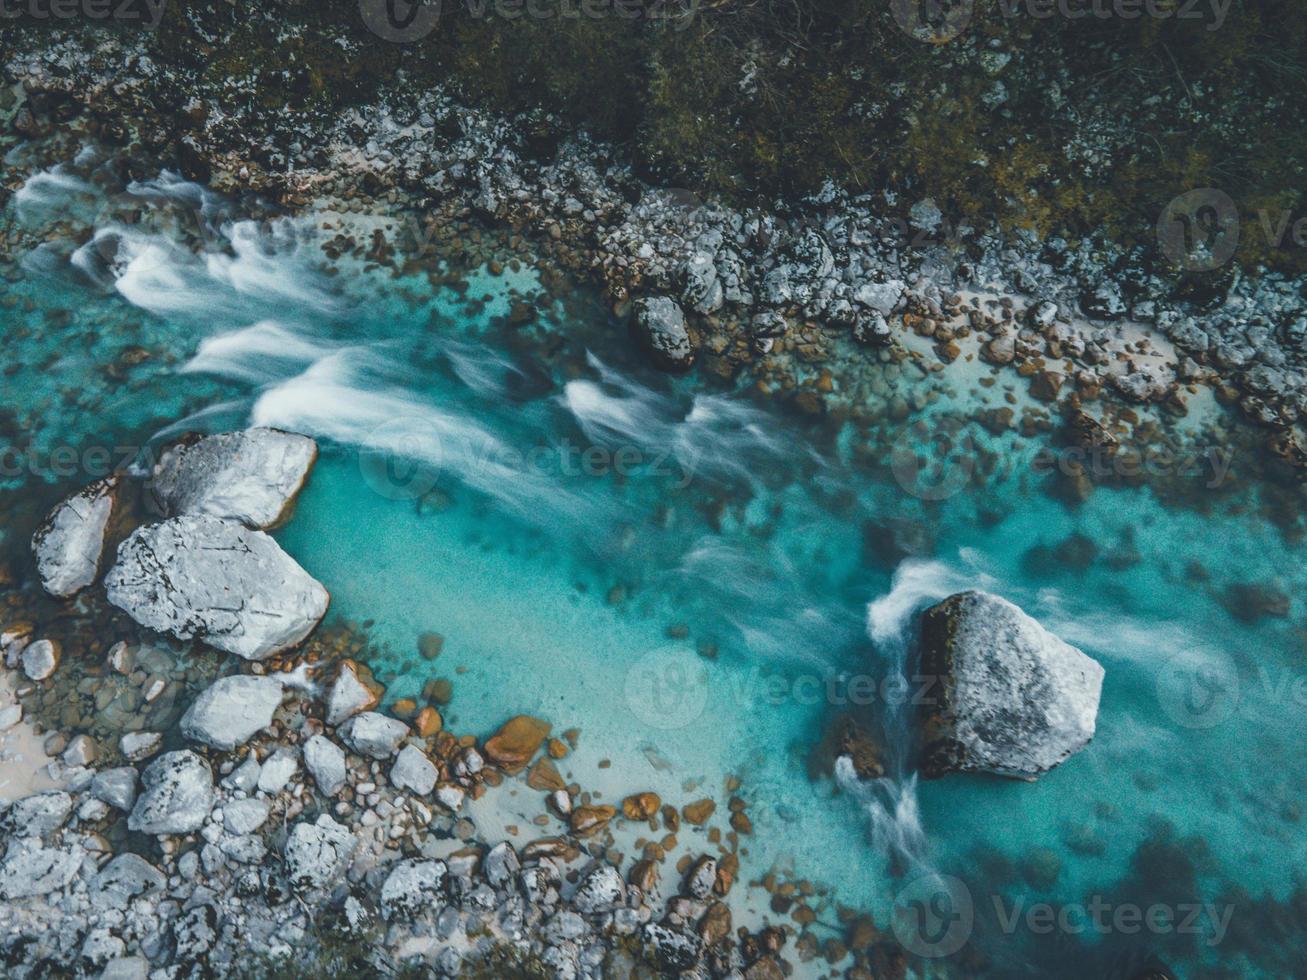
[104,515,329,661]
[633,296,694,372]
[31,475,124,597]
[0,839,83,899]
[284,814,355,893]
[180,674,284,749]
[89,853,166,910]
[572,863,626,915]
[128,750,214,834]
[0,791,72,839]
[643,922,703,972]
[916,591,1105,780]
[380,858,446,919]
[303,734,347,796]
[148,428,317,529]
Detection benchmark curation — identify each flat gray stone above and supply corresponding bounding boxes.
[223,797,271,835]
[340,712,408,759]
[180,674,284,750]
[90,768,138,811]
[303,734,347,796]
[390,744,438,795]
[89,853,166,910]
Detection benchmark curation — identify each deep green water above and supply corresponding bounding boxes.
[3,159,1306,978]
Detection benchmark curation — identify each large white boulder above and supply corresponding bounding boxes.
[31,475,124,597]
[148,428,317,529]
[104,515,329,661]
[916,590,1104,780]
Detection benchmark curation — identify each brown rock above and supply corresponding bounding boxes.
[622,792,661,821]
[730,811,753,835]
[547,738,569,759]
[699,902,733,944]
[629,859,659,893]
[570,805,616,837]
[391,698,418,720]
[414,706,443,737]
[1030,370,1063,402]
[418,632,445,660]
[681,799,716,825]
[527,757,566,792]
[484,715,552,774]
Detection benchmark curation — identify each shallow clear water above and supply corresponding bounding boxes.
[4,161,1306,978]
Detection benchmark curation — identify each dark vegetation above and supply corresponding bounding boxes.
[5,0,1307,272]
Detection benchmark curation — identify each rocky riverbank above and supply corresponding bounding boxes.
[3,20,1307,524]
[3,429,823,979]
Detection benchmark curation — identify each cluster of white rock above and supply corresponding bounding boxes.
[0,649,775,978]
[31,428,328,662]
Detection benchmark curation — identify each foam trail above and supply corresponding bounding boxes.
[183,321,335,384]
[13,168,97,223]
[849,559,976,872]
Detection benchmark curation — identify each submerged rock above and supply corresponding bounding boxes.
[20,638,59,681]
[148,428,317,529]
[104,515,329,661]
[128,750,214,835]
[633,296,695,372]
[181,674,284,750]
[31,475,125,598]
[916,590,1104,780]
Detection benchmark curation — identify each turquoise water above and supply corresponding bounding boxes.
[4,160,1306,977]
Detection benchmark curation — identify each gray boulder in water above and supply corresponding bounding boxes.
[633,296,695,372]
[147,428,317,529]
[916,590,1104,780]
[104,515,329,661]
[31,475,125,597]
